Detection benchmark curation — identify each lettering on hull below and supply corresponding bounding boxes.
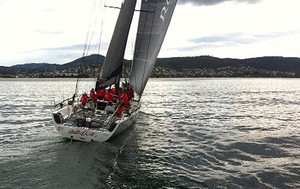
[68,129,95,137]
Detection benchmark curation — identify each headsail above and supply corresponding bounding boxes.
[96,0,137,90]
[129,0,177,96]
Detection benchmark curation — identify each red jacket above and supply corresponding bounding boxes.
[110,88,116,96]
[81,94,88,104]
[127,87,134,100]
[118,92,129,105]
[123,94,129,105]
[104,91,113,102]
[90,89,96,101]
[97,89,106,99]
[117,105,125,115]
[117,92,124,102]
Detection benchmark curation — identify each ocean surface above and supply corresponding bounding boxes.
[0,78,299,189]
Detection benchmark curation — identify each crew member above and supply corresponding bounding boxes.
[116,105,125,117]
[104,89,113,103]
[90,88,97,102]
[97,87,106,100]
[80,92,88,105]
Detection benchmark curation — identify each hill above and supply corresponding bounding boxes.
[0,55,299,78]
[0,54,105,78]
[153,56,300,77]
[156,56,300,72]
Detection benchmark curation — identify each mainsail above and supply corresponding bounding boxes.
[129,0,177,96]
[96,0,137,90]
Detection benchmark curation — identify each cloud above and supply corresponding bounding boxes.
[178,0,261,6]
[171,30,300,58]
[188,32,292,49]
[42,44,85,52]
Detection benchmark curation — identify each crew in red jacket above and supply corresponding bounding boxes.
[90,88,97,102]
[80,93,88,105]
[127,85,134,100]
[97,88,106,100]
[117,89,124,103]
[110,87,117,97]
[104,89,113,103]
[116,90,130,117]
[122,92,129,106]
[116,105,125,117]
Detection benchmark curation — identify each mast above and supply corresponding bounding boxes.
[96,0,137,91]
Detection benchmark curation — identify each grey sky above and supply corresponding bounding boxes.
[0,0,299,66]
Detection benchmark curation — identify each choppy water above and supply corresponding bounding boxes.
[0,78,299,189]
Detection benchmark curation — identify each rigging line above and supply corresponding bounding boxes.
[75,0,98,95]
[82,5,94,56]
[104,5,155,12]
[124,20,135,81]
[84,0,101,56]
[96,0,105,56]
[86,0,104,55]
[96,0,106,80]
[125,42,135,79]
[86,19,98,54]
[104,5,121,9]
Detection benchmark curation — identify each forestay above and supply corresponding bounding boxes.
[129,0,177,96]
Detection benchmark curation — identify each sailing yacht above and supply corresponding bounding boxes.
[51,0,177,142]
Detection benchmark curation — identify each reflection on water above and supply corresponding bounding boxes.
[0,78,299,188]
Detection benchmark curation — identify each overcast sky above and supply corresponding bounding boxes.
[0,0,299,66]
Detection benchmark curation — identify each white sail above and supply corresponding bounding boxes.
[129,0,177,96]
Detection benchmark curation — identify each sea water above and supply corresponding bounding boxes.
[0,78,299,189]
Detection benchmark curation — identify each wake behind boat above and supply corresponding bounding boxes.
[52,0,177,142]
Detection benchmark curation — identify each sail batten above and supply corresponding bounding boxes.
[129,0,177,96]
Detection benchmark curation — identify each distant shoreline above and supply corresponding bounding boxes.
[1,55,299,78]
